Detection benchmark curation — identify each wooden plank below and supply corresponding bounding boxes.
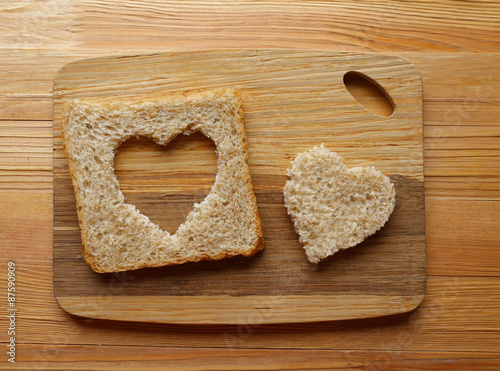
[0,0,77,49]
[424,125,500,199]
[424,127,500,183]
[426,200,500,276]
[1,272,499,352]
[0,97,53,121]
[0,121,52,170]
[0,121,52,192]
[0,193,52,253]
[8,345,500,370]
[52,50,425,324]
[425,178,500,200]
[1,1,499,52]
[424,101,500,127]
[421,70,500,200]
[413,55,500,100]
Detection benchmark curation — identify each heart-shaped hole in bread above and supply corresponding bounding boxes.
[284,144,396,263]
[114,132,217,235]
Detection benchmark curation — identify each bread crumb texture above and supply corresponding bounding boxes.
[283,144,395,263]
[61,89,264,273]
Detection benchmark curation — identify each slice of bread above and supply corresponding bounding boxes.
[61,89,264,273]
[283,144,395,263]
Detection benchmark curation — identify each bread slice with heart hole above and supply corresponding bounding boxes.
[283,144,395,263]
[61,89,264,273]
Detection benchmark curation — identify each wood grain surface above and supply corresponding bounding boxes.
[53,50,425,324]
[1,0,499,369]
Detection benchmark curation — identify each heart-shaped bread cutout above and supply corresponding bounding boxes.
[283,144,395,263]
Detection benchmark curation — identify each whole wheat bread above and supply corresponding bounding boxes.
[283,144,395,263]
[61,89,264,273]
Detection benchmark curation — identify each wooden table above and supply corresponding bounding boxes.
[1,1,499,369]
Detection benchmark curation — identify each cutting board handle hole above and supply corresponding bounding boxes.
[343,71,395,117]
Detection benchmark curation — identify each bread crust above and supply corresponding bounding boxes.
[61,89,264,273]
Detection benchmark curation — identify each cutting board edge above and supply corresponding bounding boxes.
[55,293,426,325]
[52,49,422,99]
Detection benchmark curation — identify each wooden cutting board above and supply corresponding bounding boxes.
[53,49,425,324]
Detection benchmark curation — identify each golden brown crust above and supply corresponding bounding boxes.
[62,102,95,272]
[231,90,265,258]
